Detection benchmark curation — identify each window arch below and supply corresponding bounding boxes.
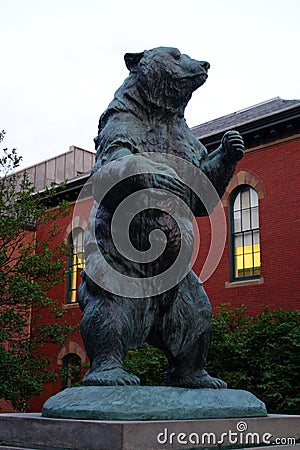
[229,185,261,280]
[66,227,85,303]
[61,353,82,389]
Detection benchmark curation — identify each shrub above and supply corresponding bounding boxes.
[207,305,300,414]
[124,343,167,386]
[124,305,300,414]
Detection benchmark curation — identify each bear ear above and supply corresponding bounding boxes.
[124,52,145,71]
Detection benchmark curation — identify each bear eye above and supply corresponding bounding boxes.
[172,50,181,60]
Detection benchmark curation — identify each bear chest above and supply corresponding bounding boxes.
[140,125,203,166]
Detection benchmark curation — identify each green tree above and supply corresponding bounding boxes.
[0,131,73,410]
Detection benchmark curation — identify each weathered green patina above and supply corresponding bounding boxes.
[78,47,244,388]
[42,386,267,421]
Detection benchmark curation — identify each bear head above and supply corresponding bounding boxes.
[124,47,210,115]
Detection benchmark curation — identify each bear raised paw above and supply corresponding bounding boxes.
[78,47,244,388]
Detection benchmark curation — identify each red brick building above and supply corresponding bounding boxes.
[2,97,299,412]
[192,97,300,314]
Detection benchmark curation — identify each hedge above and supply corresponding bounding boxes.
[124,306,300,414]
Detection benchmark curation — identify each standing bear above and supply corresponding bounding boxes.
[78,47,244,388]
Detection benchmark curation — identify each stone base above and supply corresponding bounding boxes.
[0,413,299,450]
[42,386,267,421]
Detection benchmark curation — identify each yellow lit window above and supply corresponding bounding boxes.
[67,228,85,303]
[230,186,261,280]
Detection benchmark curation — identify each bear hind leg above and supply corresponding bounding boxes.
[79,278,140,386]
[156,272,227,389]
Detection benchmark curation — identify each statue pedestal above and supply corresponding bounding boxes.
[42,386,267,421]
[0,413,299,449]
[1,387,299,449]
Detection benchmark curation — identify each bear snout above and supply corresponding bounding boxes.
[191,60,210,75]
[182,56,210,78]
[201,61,210,71]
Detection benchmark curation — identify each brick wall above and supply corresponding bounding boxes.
[193,137,300,314]
[0,399,19,413]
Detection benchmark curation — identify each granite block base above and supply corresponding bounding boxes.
[0,413,299,450]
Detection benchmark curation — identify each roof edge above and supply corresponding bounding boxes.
[191,97,300,138]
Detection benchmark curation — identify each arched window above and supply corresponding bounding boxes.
[61,353,82,389]
[66,227,85,303]
[230,185,261,280]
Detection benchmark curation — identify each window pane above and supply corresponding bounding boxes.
[242,208,251,231]
[234,211,241,232]
[235,254,244,278]
[76,251,85,267]
[69,289,77,303]
[251,206,259,229]
[244,231,252,246]
[233,193,241,212]
[241,189,250,209]
[74,229,84,252]
[253,247,260,268]
[253,230,260,245]
[62,354,82,389]
[234,234,243,251]
[250,188,258,207]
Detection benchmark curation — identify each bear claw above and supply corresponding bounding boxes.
[83,368,140,386]
[165,369,227,389]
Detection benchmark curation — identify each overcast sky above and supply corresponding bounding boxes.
[1,0,299,169]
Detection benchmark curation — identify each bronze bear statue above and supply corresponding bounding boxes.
[78,47,244,388]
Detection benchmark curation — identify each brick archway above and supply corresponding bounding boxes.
[64,216,88,243]
[222,170,265,207]
[57,341,87,366]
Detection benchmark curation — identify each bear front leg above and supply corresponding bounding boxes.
[192,130,244,217]
[202,130,244,199]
